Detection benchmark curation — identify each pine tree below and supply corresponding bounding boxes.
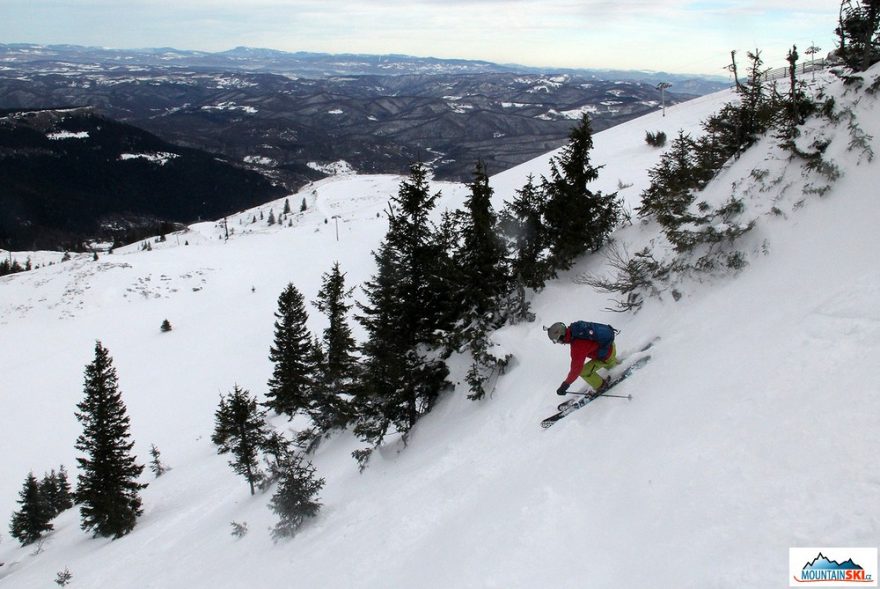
[639,131,701,225]
[268,449,325,540]
[837,0,880,71]
[212,385,270,495]
[541,114,621,270]
[148,444,171,477]
[452,162,511,400]
[353,162,451,467]
[265,283,316,416]
[39,467,74,518]
[499,174,548,322]
[74,341,146,539]
[313,262,358,388]
[55,567,73,586]
[55,465,74,513]
[9,473,53,546]
[311,263,358,429]
[259,429,293,487]
[454,161,509,327]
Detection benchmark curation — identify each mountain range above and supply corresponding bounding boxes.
[0,43,727,185]
[0,43,730,250]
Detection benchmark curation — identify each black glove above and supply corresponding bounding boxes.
[556,382,570,396]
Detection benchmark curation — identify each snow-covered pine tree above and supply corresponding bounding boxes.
[638,131,702,230]
[74,341,146,539]
[541,114,621,270]
[9,472,53,546]
[268,448,325,540]
[454,161,509,327]
[212,385,270,495]
[55,567,73,587]
[453,161,511,400]
[353,162,451,468]
[741,50,779,143]
[265,283,316,416]
[836,0,880,71]
[500,173,551,291]
[259,429,293,487]
[54,567,73,586]
[497,174,548,324]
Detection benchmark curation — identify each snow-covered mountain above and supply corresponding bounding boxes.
[1,65,878,588]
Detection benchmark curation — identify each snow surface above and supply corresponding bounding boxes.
[1,68,879,588]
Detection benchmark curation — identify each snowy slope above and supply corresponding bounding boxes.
[1,68,879,588]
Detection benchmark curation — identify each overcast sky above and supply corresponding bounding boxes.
[3,1,839,76]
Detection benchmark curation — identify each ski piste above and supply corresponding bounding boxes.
[541,339,657,429]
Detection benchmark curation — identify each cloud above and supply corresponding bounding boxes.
[1,0,841,75]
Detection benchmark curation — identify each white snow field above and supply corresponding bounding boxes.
[1,66,879,588]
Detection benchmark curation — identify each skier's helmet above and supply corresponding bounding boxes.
[547,322,567,343]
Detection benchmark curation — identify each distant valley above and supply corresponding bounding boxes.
[0,44,728,250]
[0,44,727,185]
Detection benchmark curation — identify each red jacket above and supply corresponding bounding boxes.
[562,329,608,385]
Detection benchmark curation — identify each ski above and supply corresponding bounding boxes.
[541,354,651,429]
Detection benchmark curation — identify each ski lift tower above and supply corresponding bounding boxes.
[656,82,672,117]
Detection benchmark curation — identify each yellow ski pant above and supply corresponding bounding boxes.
[580,344,618,390]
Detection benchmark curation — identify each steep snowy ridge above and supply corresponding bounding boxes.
[1,67,878,588]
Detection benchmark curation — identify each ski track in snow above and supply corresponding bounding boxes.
[1,67,879,588]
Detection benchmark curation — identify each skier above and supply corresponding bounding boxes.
[546,321,618,396]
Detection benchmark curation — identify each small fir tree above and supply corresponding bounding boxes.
[55,568,73,587]
[266,283,317,416]
[74,341,146,539]
[9,473,54,546]
[259,430,293,487]
[268,449,325,540]
[148,444,171,477]
[160,319,172,333]
[230,521,248,539]
[39,467,74,518]
[639,131,702,227]
[212,385,271,495]
[645,131,667,147]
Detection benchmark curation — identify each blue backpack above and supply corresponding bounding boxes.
[569,321,616,359]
